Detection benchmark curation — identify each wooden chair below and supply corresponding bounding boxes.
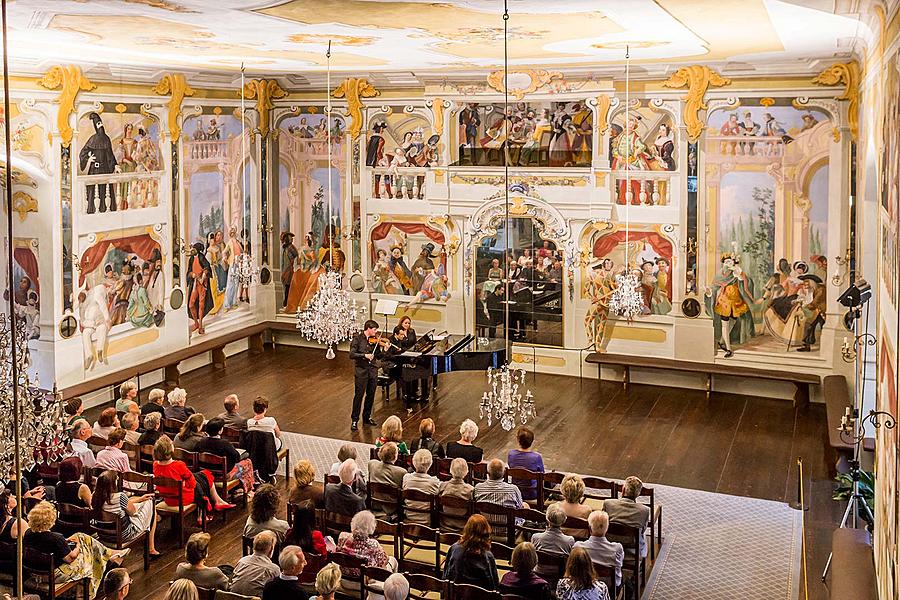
[470,462,488,485]
[120,470,154,495]
[437,531,461,573]
[163,418,185,436]
[198,452,245,511]
[514,506,546,540]
[36,461,60,487]
[474,501,516,546]
[606,521,644,599]
[582,476,618,504]
[56,502,91,537]
[323,509,353,542]
[328,550,367,598]
[402,488,437,527]
[490,541,515,578]
[561,515,591,541]
[374,518,401,558]
[325,474,341,485]
[541,472,565,508]
[367,481,402,520]
[139,444,155,474]
[405,571,448,599]
[505,467,544,507]
[155,475,202,546]
[437,493,473,533]
[91,505,152,571]
[434,457,456,482]
[173,448,198,469]
[362,565,394,599]
[87,434,108,454]
[369,447,380,461]
[534,549,567,588]
[592,562,622,600]
[195,586,216,600]
[121,441,141,472]
[299,551,326,585]
[221,426,243,447]
[451,582,501,600]
[22,548,90,600]
[399,523,440,576]
[631,484,662,560]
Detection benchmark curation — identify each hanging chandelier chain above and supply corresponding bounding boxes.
[326,39,334,270]
[502,0,510,354]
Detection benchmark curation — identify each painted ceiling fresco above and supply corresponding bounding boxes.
[6,0,867,77]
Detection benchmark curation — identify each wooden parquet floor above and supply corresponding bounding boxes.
[101,345,841,600]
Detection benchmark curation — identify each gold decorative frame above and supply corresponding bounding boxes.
[486,69,563,100]
[662,65,730,142]
[812,62,860,141]
[332,78,380,140]
[37,65,96,148]
[240,79,288,139]
[152,73,195,141]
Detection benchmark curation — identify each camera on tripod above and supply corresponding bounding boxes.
[838,278,871,330]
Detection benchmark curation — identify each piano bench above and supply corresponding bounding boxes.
[377,374,393,401]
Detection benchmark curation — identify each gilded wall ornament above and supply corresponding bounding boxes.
[662,65,730,142]
[812,61,860,141]
[425,97,451,136]
[152,73,195,141]
[37,65,95,148]
[594,94,612,135]
[486,69,563,100]
[10,191,37,221]
[240,79,288,139]
[332,78,380,140]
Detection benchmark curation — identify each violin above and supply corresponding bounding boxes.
[368,335,401,351]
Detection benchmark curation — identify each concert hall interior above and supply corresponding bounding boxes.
[0,1,899,599]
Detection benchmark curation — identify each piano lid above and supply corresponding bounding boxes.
[425,334,507,356]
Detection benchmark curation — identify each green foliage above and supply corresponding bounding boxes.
[198,204,224,242]
[833,470,875,527]
[718,185,775,295]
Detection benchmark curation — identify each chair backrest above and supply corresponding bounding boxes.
[323,510,352,540]
[582,476,617,503]
[154,475,187,509]
[198,452,228,483]
[437,531,461,569]
[173,448,197,469]
[325,474,340,485]
[474,501,515,545]
[196,586,216,600]
[437,493,473,532]
[221,426,243,447]
[369,447,379,461]
[534,549,567,584]
[506,467,543,505]
[120,470,154,495]
[592,561,618,599]
[87,434,108,454]
[402,487,437,526]
[36,462,60,486]
[490,541,515,576]
[163,418,184,435]
[241,535,253,556]
[514,507,546,539]
[374,518,400,558]
[91,508,125,544]
[56,502,90,536]
[405,572,449,599]
[139,445,155,474]
[470,462,488,484]
[328,550,367,587]
[452,582,502,600]
[634,484,657,517]
[561,515,591,541]
[299,552,325,585]
[367,481,402,516]
[434,457,457,482]
[399,523,440,576]
[121,441,141,471]
[541,471,565,507]
[606,521,641,568]
[362,565,394,598]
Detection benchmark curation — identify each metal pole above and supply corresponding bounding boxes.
[502,0,510,361]
[1,0,25,596]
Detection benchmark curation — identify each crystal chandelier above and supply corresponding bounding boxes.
[480,365,536,431]
[296,270,365,359]
[0,312,67,473]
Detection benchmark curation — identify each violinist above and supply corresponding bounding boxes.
[348,320,381,431]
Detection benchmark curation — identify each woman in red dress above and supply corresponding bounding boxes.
[152,435,234,522]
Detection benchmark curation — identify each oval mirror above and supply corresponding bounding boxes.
[170,287,185,310]
[349,271,366,293]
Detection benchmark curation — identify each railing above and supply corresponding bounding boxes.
[186,140,229,161]
[610,170,674,206]
[370,166,429,199]
[279,136,342,158]
[80,171,162,214]
[707,134,786,157]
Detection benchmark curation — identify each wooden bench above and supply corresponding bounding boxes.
[827,528,876,599]
[822,375,874,475]
[585,352,820,406]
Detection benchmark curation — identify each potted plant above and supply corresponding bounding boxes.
[833,469,875,530]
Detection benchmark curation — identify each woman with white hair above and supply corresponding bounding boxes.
[401,449,440,525]
[338,511,396,593]
[531,503,575,579]
[446,419,483,462]
[164,387,195,422]
[140,388,166,418]
[438,457,474,532]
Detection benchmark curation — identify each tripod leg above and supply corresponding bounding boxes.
[822,498,856,580]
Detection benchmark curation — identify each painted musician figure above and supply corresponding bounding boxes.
[348,320,381,431]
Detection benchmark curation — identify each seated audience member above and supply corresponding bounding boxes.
[244,483,289,543]
[473,458,524,525]
[174,414,206,452]
[446,418,484,462]
[137,413,163,447]
[367,442,406,519]
[288,459,324,509]
[507,427,545,502]
[218,394,247,430]
[230,530,281,597]
[338,510,394,588]
[123,400,141,421]
[556,546,610,600]
[311,562,341,600]
[93,408,120,439]
[328,445,366,494]
[116,381,138,413]
[573,511,624,588]
[247,396,283,451]
[140,388,166,418]
[92,470,159,556]
[0,489,26,543]
[375,415,409,455]
[101,567,131,600]
[409,417,445,458]
[153,435,235,517]
[383,573,410,600]
[261,545,307,600]
[556,474,593,538]
[67,419,96,469]
[95,428,132,472]
[402,449,440,525]
[54,457,92,508]
[120,413,141,446]
[532,503,575,579]
[196,417,255,496]
[64,397,84,426]
[324,459,366,517]
[23,501,129,599]
[602,475,651,558]
[443,514,499,590]
[500,541,552,600]
[164,579,199,600]
[165,387,195,422]
[174,532,229,590]
[283,503,327,556]
[438,457,474,532]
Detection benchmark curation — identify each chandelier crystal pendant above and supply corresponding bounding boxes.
[480,365,536,432]
[296,270,365,359]
[610,271,644,320]
[0,313,67,474]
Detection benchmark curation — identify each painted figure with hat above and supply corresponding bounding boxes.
[388,244,414,294]
[796,274,826,351]
[366,121,389,198]
[705,249,756,358]
[280,231,299,308]
[79,111,119,214]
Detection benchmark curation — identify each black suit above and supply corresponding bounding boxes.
[261,576,306,600]
[349,333,378,421]
[324,482,366,517]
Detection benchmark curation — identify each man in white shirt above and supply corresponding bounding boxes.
[231,531,281,596]
[68,419,96,469]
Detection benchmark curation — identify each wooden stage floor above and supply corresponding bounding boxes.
[115,344,841,600]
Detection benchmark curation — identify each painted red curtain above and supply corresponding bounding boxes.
[369,222,446,263]
[78,234,161,287]
[592,230,674,295]
[13,247,39,294]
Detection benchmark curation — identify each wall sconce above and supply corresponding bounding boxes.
[681,237,697,255]
[175,237,191,257]
[832,248,851,286]
[841,333,876,363]
[70,252,82,273]
[839,406,896,445]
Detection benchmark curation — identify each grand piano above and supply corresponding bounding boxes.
[401,333,507,377]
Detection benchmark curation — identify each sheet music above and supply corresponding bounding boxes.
[400,351,423,357]
[374,298,400,316]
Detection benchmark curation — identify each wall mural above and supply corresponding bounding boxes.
[366,109,439,200]
[454,101,592,167]
[5,239,41,341]
[76,107,163,213]
[583,229,673,350]
[277,111,346,313]
[76,227,164,371]
[182,112,253,335]
[370,220,450,302]
[704,101,831,357]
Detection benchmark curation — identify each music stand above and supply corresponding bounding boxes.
[374,298,400,331]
